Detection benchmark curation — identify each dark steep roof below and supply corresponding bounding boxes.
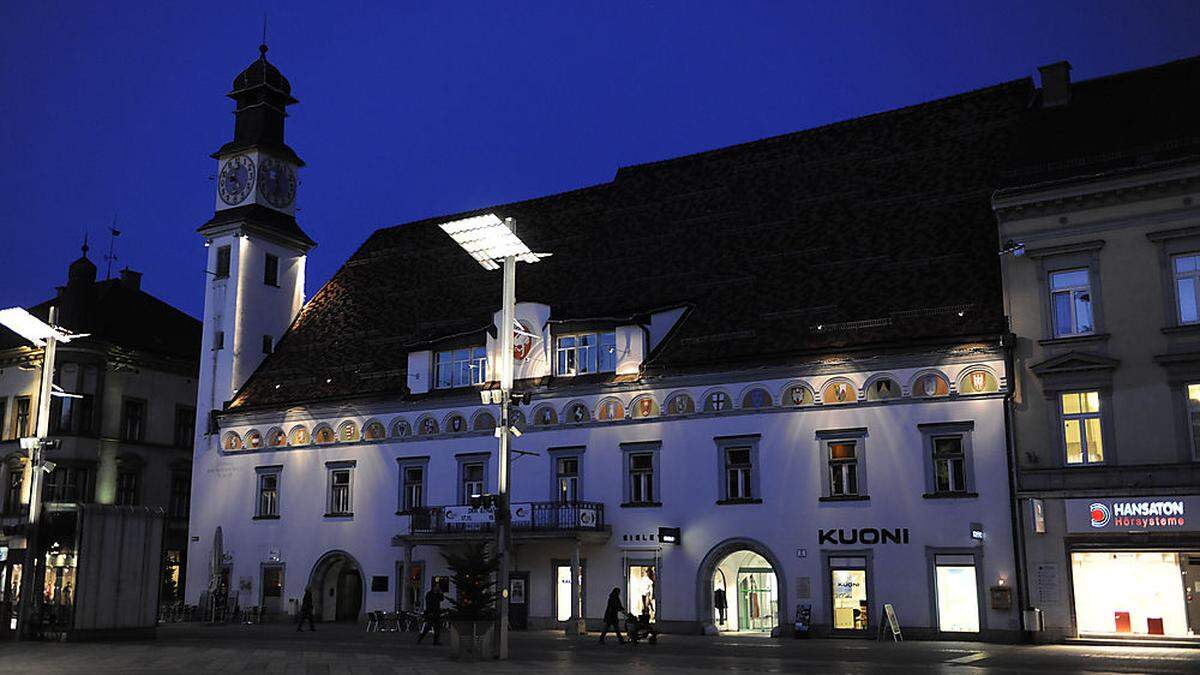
[231,77,1041,410]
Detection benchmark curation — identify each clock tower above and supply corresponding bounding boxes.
[195,44,315,438]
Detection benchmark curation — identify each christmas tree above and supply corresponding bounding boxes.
[442,542,499,620]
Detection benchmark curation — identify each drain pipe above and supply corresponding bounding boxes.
[1002,332,1031,643]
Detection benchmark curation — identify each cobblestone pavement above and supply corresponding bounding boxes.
[2,622,1198,673]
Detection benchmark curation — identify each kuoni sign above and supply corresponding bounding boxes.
[1066,496,1200,533]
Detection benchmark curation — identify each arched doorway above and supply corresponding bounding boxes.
[308,551,364,623]
[696,538,786,636]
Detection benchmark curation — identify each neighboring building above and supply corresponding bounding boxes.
[187,45,1026,639]
[994,58,1200,642]
[0,251,201,629]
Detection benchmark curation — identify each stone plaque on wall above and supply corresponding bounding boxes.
[796,576,811,599]
[1034,564,1059,607]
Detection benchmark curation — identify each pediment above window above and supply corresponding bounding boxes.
[1030,350,1119,391]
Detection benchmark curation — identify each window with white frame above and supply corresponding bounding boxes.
[402,465,424,512]
[556,456,579,504]
[257,471,279,517]
[434,347,488,389]
[828,441,859,497]
[725,447,753,499]
[327,464,354,515]
[1060,391,1103,465]
[462,462,485,502]
[629,453,654,504]
[1174,253,1200,324]
[932,436,966,494]
[555,331,617,376]
[1049,268,1093,337]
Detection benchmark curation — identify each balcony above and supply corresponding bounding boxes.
[393,501,610,546]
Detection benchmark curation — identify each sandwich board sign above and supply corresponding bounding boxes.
[877,603,902,641]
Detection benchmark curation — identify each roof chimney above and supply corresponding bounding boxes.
[1038,61,1072,108]
[119,267,142,291]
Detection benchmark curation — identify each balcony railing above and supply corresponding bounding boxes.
[406,500,606,536]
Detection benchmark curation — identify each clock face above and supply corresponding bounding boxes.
[217,155,255,205]
[257,156,296,208]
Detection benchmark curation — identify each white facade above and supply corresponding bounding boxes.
[187,346,1020,638]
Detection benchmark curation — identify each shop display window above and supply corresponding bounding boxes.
[934,555,979,632]
[830,559,869,631]
[1071,551,1197,638]
[627,564,656,622]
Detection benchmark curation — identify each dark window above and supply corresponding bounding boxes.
[13,397,31,438]
[51,396,70,433]
[116,470,140,506]
[329,469,352,515]
[44,465,90,503]
[264,253,279,287]
[122,399,146,442]
[169,473,190,518]
[263,566,284,597]
[0,400,6,439]
[213,330,225,351]
[214,245,231,279]
[262,335,273,355]
[402,465,424,512]
[629,453,654,503]
[174,407,195,448]
[725,447,753,500]
[258,472,279,517]
[932,437,966,493]
[76,394,94,434]
[4,466,22,514]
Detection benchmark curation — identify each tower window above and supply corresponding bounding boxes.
[214,246,231,279]
[262,335,273,355]
[213,331,225,351]
[264,253,279,287]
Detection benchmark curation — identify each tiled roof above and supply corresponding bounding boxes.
[232,76,1043,410]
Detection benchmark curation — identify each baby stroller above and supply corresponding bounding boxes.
[623,609,658,644]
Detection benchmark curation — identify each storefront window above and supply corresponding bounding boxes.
[711,550,778,632]
[1071,551,1198,638]
[627,564,656,622]
[830,559,868,631]
[1187,384,1200,459]
[555,564,583,622]
[934,555,979,632]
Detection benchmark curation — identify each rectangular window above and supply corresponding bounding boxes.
[13,397,31,439]
[1188,384,1200,460]
[934,555,980,633]
[932,437,966,493]
[264,253,279,287]
[5,466,22,514]
[462,462,484,502]
[434,347,488,389]
[43,465,90,503]
[556,456,579,504]
[115,470,139,506]
[328,468,352,515]
[629,453,654,504]
[1174,253,1200,324]
[169,473,190,519]
[555,331,617,376]
[402,465,424,512]
[214,245,231,279]
[174,406,195,448]
[51,396,73,433]
[1050,268,1093,337]
[258,472,279,517]
[1061,391,1103,464]
[213,330,225,351]
[0,400,6,439]
[121,399,146,442]
[262,335,273,355]
[75,394,94,434]
[829,441,859,497]
[725,447,753,500]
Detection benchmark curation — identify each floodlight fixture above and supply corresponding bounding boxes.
[438,213,542,270]
[0,308,86,347]
[509,426,522,438]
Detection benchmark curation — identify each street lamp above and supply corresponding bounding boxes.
[439,213,546,660]
[0,306,85,639]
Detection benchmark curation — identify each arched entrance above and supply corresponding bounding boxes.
[696,538,786,636]
[308,550,364,623]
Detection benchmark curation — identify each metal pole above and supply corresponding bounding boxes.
[495,222,517,659]
[17,306,58,640]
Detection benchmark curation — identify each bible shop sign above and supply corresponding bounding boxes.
[1066,496,1200,533]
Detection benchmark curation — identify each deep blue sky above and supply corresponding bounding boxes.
[2,1,1198,318]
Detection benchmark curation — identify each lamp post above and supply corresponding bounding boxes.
[439,214,545,660]
[0,306,84,639]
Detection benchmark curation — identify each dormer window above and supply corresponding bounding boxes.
[556,331,617,376]
[435,347,488,389]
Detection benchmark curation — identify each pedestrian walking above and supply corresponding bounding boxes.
[598,587,625,644]
[296,586,316,631]
[417,583,444,644]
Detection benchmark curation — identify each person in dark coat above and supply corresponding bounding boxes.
[598,587,625,644]
[417,583,444,644]
[296,587,316,631]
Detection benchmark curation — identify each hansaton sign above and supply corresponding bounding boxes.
[1066,497,1198,533]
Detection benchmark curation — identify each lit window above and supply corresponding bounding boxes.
[932,437,966,493]
[1187,384,1200,459]
[828,441,858,497]
[556,332,617,376]
[435,347,488,389]
[1174,254,1200,324]
[1050,269,1093,337]
[725,447,753,500]
[257,472,279,517]
[462,462,485,502]
[1060,391,1103,464]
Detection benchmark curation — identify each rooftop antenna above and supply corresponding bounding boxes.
[104,216,121,280]
[261,13,268,50]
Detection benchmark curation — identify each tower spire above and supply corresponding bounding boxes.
[261,13,268,53]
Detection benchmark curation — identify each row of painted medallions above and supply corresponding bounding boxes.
[221,366,1002,451]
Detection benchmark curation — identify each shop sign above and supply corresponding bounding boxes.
[1066,496,1200,533]
[819,528,909,545]
[445,504,533,525]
